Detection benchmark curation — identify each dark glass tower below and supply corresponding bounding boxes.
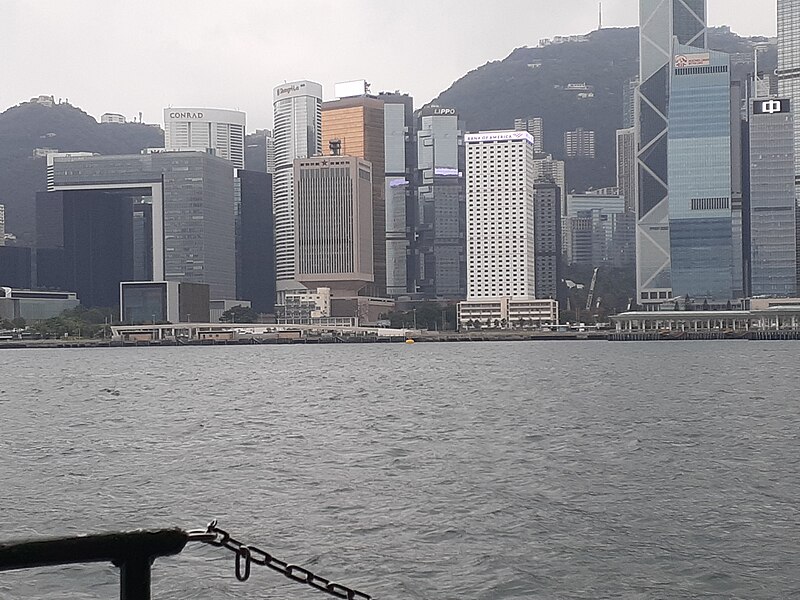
[636,0,707,308]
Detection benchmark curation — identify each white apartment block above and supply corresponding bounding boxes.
[164,107,245,168]
[458,297,559,330]
[465,130,536,300]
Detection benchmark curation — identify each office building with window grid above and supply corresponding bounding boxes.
[465,130,536,300]
[272,81,323,301]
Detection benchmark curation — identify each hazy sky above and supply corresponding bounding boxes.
[1,1,778,131]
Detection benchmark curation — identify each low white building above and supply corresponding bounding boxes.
[277,287,332,323]
[101,113,126,124]
[458,297,559,330]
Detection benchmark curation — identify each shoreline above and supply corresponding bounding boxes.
[1,329,799,349]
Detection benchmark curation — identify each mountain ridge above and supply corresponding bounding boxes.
[428,26,776,191]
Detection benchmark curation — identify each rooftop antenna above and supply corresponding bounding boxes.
[598,2,603,30]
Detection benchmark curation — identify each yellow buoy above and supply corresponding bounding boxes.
[405,338,415,344]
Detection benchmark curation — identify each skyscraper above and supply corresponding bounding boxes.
[616,127,636,213]
[43,152,236,305]
[416,106,466,299]
[164,108,246,168]
[273,80,323,301]
[668,45,735,301]
[465,131,536,299]
[514,117,545,154]
[636,0,707,308]
[749,98,797,296]
[294,155,374,296]
[778,0,800,200]
[321,93,386,297]
[533,182,562,301]
[381,92,416,297]
[236,170,276,313]
[0,204,4,246]
[622,77,639,129]
[532,155,566,215]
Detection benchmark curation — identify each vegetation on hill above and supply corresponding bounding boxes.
[429,26,776,193]
[0,100,163,246]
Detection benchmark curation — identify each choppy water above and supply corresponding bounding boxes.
[0,341,798,599]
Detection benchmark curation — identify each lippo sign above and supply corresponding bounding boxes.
[675,53,710,68]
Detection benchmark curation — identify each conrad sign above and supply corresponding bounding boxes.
[163,107,246,126]
[168,111,204,120]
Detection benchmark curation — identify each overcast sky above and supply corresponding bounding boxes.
[1,1,778,131]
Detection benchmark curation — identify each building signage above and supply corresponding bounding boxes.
[434,167,460,177]
[753,98,790,115]
[464,131,534,144]
[275,83,306,97]
[433,107,457,116]
[169,111,204,120]
[674,53,710,68]
[334,80,369,99]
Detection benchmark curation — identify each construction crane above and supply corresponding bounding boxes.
[585,267,600,312]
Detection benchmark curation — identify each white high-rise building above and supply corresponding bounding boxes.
[465,130,536,299]
[273,81,323,300]
[514,117,544,153]
[778,0,800,200]
[0,204,5,246]
[164,107,245,169]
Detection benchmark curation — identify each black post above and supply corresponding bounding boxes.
[119,556,152,600]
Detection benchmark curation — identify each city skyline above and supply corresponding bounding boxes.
[1,1,778,131]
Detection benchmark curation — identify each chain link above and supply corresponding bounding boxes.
[191,520,372,600]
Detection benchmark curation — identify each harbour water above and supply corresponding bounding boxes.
[0,342,798,599]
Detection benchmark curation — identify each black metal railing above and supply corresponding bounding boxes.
[0,528,203,600]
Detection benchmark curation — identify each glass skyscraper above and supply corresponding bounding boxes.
[777,0,800,287]
[416,107,466,300]
[381,92,416,297]
[749,98,797,296]
[778,0,800,196]
[667,45,734,300]
[636,0,707,308]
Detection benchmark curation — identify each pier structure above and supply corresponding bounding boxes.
[110,322,417,343]
[611,304,800,335]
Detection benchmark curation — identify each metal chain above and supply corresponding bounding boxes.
[187,520,372,600]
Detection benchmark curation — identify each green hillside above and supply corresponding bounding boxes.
[0,99,163,246]
[429,26,776,192]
